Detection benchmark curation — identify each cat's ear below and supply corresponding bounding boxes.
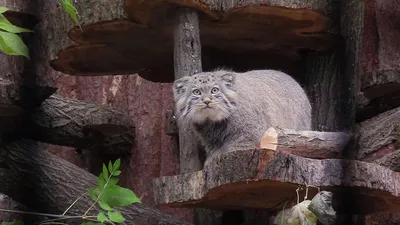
[219,73,236,89]
[173,76,191,100]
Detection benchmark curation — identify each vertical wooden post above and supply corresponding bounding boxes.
[173,8,223,225]
[173,8,203,173]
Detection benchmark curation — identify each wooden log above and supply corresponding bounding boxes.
[259,127,350,159]
[153,149,400,215]
[0,139,193,225]
[173,7,202,177]
[20,95,135,155]
[52,0,334,83]
[354,106,400,162]
[353,0,400,122]
[173,7,220,225]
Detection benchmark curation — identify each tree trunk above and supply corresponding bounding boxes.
[173,7,222,225]
[0,139,193,225]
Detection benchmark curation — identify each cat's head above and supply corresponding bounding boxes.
[172,70,238,124]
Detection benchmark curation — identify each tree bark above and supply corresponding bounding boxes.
[259,127,349,159]
[354,106,400,165]
[0,139,193,225]
[154,149,400,215]
[20,95,135,155]
[173,7,222,225]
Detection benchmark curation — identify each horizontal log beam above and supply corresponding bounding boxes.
[0,79,135,154]
[20,95,135,154]
[259,127,350,159]
[0,139,192,225]
[354,106,400,162]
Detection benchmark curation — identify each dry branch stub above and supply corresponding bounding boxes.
[50,0,335,83]
[0,140,193,225]
[18,95,135,155]
[259,127,349,159]
[153,149,400,214]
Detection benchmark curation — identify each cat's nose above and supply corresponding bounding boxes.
[203,97,211,105]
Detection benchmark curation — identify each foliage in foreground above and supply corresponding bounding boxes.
[0,159,142,225]
[0,0,81,58]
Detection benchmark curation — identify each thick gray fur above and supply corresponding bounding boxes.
[172,69,312,162]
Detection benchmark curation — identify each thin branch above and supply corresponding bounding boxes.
[37,216,97,225]
[62,192,88,216]
[0,209,65,218]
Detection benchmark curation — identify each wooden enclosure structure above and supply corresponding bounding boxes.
[0,0,400,224]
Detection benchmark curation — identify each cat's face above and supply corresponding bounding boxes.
[173,70,238,124]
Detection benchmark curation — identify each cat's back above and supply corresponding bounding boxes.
[233,70,311,129]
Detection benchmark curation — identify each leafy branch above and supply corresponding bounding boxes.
[0,159,142,225]
[0,7,32,58]
[0,0,81,58]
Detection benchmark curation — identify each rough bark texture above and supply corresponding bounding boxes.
[173,8,221,225]
[31,0,190,222]
[173,8,202,173]
[0,139,193,225]
[353,106,400,168]
[153,149,400,214]
[21,95,135,154]
[356,0,400,122]
[51,0,334,83]
[259,128,349,159]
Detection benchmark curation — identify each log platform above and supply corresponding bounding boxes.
[153,129,400,215]
[50,0,336,83]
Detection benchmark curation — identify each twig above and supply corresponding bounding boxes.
[37,216,97,225]
[62,192,88,216]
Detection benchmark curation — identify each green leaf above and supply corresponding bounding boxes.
[102,164,109,181]
[97,212,107,223]
[98,174,105,189]
[0,30,30,58]
[112,170,121,176]
[113,159,121,171]
[108,177,119,186]
[59,0,80,26]
[100,186,142,207]
[0,14,32,33]
[108,211,125,223]
[81,222,103,225]
[98,200,112,211]
[108,161,113,173]
[88,188,97,201]
[0,7,8,14]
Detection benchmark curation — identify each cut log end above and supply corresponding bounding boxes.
[153,149,400,215]
[259,128,349,159]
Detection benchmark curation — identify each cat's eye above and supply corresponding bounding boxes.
[211,87,219,94]
[192,89,201,95]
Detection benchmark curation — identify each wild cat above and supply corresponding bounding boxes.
[172,69,312,162]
